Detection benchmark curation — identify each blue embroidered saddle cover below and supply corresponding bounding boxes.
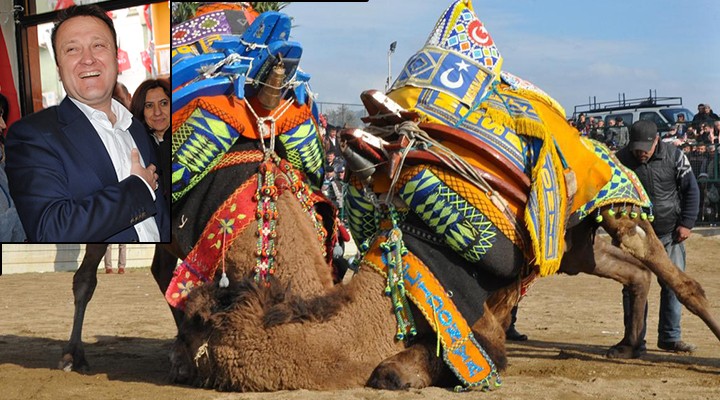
[171,11,323,203]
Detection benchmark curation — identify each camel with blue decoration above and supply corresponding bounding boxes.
[166,2,446,391]
[164,0,720,393]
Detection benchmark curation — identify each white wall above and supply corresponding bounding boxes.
[2,244,158,274]
[0,4,19,109]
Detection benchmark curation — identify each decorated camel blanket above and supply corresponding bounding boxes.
[381,0,650,276]
[348,0,652,387]
[167,6,334,310]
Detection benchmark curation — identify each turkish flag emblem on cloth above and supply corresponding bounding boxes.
[117,48,131,73]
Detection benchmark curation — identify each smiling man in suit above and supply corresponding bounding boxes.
[5,5,170,242]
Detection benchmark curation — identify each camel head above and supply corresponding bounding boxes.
[169,276,226,386]
[169,277,277,388]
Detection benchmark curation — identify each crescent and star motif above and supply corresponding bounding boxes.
[440,60,470,89]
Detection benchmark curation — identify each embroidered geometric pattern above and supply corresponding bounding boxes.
[418,165,520,244]
[525,149,562,262]
[484,91,543,125]
[391,47,495,110]
[172,11,229,47]
[171,9,255,48]
[407,87,530,173]
[399,168,496,262]
[166,176,258,309]
[388,79,566,274]
[361,236,500,388]
[172,123,193,155]
[278,118,325,190]
[575,140,651,218]
[172,106,241,202]
[275,104,314,135]
[345,181,379,246]
[426,0,502,70]
[210,150,264,172]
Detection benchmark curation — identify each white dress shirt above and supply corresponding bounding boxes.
[69,97,160,241]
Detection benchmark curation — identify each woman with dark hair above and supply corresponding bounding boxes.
[130,78,171,208]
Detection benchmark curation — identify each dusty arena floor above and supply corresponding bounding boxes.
[1,234,719,400]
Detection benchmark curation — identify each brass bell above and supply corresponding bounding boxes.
[258,58,286,110]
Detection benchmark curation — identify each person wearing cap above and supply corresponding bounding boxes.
[616,120,700,354]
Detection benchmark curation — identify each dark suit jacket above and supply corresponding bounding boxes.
[5,97,171,242]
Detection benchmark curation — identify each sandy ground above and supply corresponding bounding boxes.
[1,234,719,400]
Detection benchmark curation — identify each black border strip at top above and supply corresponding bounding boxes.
[16,0,167,27]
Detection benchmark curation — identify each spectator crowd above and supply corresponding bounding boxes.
[320,125,347,221]
[573,103,720,225]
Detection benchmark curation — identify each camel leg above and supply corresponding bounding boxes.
[481,277,526,370]
[367,292,511,390]
[600,209,720,342]
[59,244,108,372]
[470,302,509,371]
[366,335,451,390]
[368,292,513,390]
[150,245,182,328]
[367,301,452,390]
[485,278,522,333]
[561,224,652,358]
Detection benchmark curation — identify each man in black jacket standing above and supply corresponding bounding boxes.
[616,120,700,354]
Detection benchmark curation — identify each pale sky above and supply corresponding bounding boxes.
[285,0,720,117]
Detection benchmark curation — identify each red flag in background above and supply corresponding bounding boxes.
[0,26,21,131]
[141,50,152,73]
[117,47,131,73]
[143,5,152,31]
[54,0,76,10]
